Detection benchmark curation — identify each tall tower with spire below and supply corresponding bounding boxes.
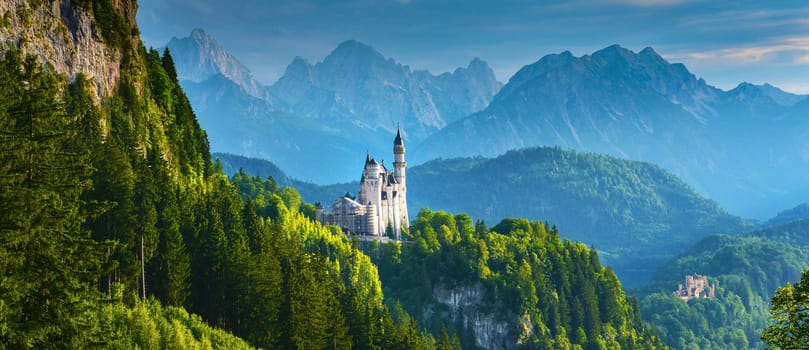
[392,126,408,238]
[321,127,409,238]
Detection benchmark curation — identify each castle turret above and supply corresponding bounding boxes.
[392,126,409,237]
[360,152,382,207]
[393,127,406,185]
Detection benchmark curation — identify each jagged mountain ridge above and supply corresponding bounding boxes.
[415,45,809,219]
[168,30,502,183]
[166,28,264,97]
[268,39,502,142]
[171,32,809,218]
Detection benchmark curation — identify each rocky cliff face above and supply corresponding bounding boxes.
[433,283,516,349]
[0,0,137,98]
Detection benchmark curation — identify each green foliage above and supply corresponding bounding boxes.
[370,209,668,350]
[72,0,133,52]
[215,148,752,287]
[637,220,809,349]
[1,34,429,349]
[407,148,752,287]
[221,171,440,348]
[0,49,111,348]
[93,297,254,349]
[761,268,809,349]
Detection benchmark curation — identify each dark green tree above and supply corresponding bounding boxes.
[150,184,190,307]
[0,50,110,347]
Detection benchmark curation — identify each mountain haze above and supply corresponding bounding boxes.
[269,39,502,142]
[415,45,809,218]
[168,30,501,183]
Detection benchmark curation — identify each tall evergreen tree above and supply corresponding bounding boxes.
[149,184,191,307]
[0,50,109,347]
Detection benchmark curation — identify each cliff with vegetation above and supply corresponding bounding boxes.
[0,0,138,98]
[364,210,668,350]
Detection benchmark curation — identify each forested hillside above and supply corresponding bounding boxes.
[216,148,753,286]
[364,211,668,349]
[636,219,809,349]
[0,1,437,348]
[412,148,753,286]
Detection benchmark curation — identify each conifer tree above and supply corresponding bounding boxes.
[150,185,190,307]
[0,50,109,347]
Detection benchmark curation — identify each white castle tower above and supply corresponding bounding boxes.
[317,127,409,239]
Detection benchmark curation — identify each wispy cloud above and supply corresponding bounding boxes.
[670,36,809,65]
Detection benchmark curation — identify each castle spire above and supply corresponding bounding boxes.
[394,124,404,147]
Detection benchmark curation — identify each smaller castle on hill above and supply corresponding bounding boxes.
[316,127,409,239]
[673,273,716,301]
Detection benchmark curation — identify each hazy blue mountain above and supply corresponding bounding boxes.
[764,203,809,227]
[215,149,752,287]
[169,31,501,183]
[166,28,263,97]
[415,45,809,219]
[268,39,502,144]
[756,83,808,106]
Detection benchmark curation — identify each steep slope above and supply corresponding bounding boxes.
[367,211,669,349]
[415,46,719,161]
[0,2,437,349]
[416,45,809,219]
[637,219,809,349]
[0,0,136,98]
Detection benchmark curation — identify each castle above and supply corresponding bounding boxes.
[673,273,716,301]
[316,128,409,239]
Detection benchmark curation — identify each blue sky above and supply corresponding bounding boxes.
[137,0,809,93]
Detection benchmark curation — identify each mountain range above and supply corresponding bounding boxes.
[169,29,808,220]
[416,45,809,219]
[167,29,501,183]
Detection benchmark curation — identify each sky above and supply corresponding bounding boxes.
[136,0,809,94]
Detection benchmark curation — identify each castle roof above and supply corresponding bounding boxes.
[365,152,378,167]
[394,127,404,146]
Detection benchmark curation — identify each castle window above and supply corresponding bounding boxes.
[381,191,388,200]
[393,191,397,198]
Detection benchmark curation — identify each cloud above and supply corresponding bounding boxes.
[670,36,809,65]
